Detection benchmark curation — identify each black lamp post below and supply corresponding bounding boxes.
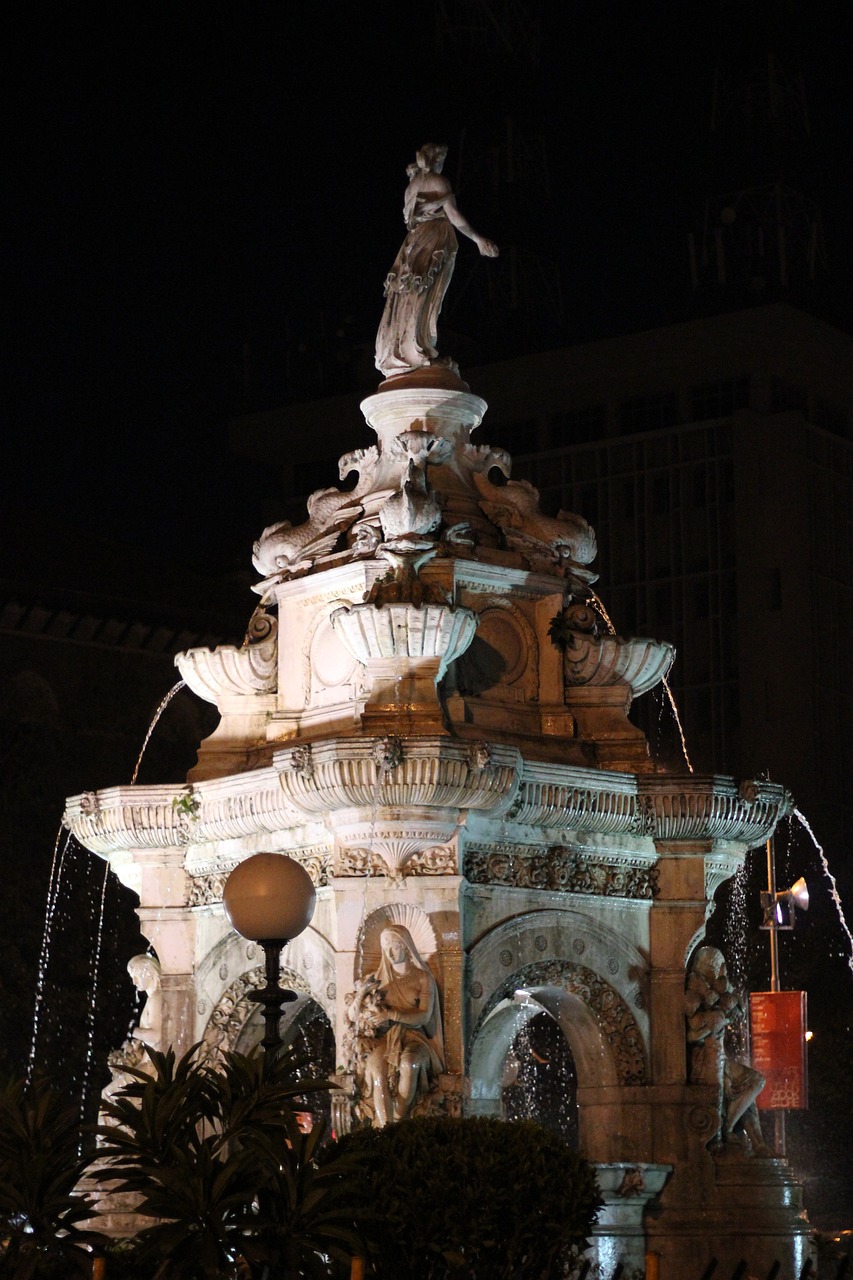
[223,853,316,1055]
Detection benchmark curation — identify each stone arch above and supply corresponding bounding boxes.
[466,907,649,1122]
[231,992,337,1097]
[471,959,646,1095]
[466,907,650,1040]
[195,923,338,1047]
[200,962,312,1063]
[467,988,599,1120]
[684,925,708,968]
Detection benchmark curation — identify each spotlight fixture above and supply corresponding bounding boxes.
[760,876,809,931]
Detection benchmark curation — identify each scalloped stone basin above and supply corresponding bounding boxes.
[563,633,674,697]
[176,638,277,702]
[330,600,477,681]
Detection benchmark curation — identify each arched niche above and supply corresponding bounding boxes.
[468,961,642,1117]
[355,902,439,982]
[465,907,650,1052]
[199,962,312,1063]
[453,598,538,700]
[201,977,337,1131]
[195,923,338,1048]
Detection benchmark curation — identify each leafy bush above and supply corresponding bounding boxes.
[325,1115,602,1280]
[0,1076,102,1279]
[97,1043,369,1279]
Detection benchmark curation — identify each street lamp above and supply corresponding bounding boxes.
[223,853,316,1055]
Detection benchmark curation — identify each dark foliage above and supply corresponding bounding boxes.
[97,1043,369,1279]
[0,1076,103,1278]
[325,1114,602,1280]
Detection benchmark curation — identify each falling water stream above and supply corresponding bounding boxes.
[30,677,191,1105]
[793,807,853,977]
[79,860,110,1137]
[28,826,73,1081]
[587,589,694,774]
[131,679,186,785]
[724,859,750,993]
[661,675,694,774]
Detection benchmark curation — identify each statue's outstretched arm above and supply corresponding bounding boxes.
[443,195,499,258]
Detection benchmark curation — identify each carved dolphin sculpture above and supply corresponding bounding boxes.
[252,487,362,582]
[472,470,598,574]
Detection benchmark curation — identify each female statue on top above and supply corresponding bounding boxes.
[375,143,499,381]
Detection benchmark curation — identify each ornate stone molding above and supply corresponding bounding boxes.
[275,738,522,815]
[409,845,458,875]
[187,870,232,907]
[335,843,457,878]
[511,764,640,833]
[64,753,789,863]
[334,847,386,877]
[188,850,331,905]
[65,770,304,854]
[464,845,658,899]
[638,777,791,844]
[704,852,742,906]
[330,812,461,875]
[476,960,647,1086]
[64,785,193,852]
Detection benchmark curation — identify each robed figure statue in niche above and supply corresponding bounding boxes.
[375,144,499,381]
[347,925,445,1127]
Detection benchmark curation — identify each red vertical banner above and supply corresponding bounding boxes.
[749,990,808,1110]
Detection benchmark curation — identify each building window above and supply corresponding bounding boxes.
[770,378,807,414]
[547,404,607,447]
[690,377,750,421]
[619,392,678,434]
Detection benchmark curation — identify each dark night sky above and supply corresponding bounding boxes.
[7,1,853,575]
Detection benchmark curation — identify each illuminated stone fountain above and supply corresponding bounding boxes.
[65,144,811,1278]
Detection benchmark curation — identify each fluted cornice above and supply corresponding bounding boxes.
[63,741,790,861]
[274,738,521,815]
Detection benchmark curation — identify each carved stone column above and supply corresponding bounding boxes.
[134,848,198,1059]
[647,841,709,1086]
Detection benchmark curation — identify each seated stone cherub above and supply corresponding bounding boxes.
[685,945,771,1155]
